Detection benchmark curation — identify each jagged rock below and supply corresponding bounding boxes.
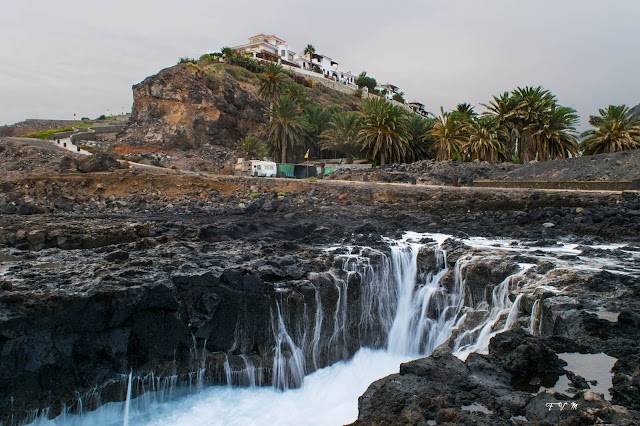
[0,279,12,291]
[118,64,268,150]
[58,156,79,172]
[77,154,120,172]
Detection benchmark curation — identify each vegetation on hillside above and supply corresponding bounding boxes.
[237,136,269,160]
[18,123,93,140]
[186,49,639,165]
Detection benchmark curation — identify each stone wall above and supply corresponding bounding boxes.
[284,65,358,96]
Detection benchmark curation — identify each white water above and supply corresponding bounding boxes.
[123,372,133,426]
[28,349,410,426]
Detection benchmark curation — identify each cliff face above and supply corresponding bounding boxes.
[119,63,268,150]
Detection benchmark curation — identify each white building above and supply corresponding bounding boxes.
[231,34,357,88]
[231,34,298,66]
[295,52,356,86]
[375,83,402,101]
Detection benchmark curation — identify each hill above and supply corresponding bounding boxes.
[111,60,360,172]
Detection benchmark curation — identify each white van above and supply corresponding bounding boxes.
[249,160,277,177]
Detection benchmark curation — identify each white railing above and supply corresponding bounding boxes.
[283,64,358,93]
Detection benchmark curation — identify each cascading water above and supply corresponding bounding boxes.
[26,232,570,426]
[271,299,305,390]
[529,298,543,336]
[385,238,463,357]
[122,372,133,426]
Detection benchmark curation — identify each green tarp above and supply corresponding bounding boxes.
[277,164,295,178]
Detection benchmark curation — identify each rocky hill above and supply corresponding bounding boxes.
[113,61,360,172]
[119,63,269,150]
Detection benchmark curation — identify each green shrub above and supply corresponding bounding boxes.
[19,126,75,139]
[224,65,256,82]
[204,72,224,91]
[178,57,197,64]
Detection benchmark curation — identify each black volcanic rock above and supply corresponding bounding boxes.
[77,153,120,172]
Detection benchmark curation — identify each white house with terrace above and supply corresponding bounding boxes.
[231,34,299,66]
[231,34,357,88]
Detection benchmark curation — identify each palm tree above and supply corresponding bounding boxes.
[320,111,362,163]
[303,44,316,70]
[580,105,640,155]
[358,97,410,166]
[465,116,508,163]
[284,83,308,106]
[237,136,268,160]
[431,108,469,161]
[532,106,580,160]
[405,114,435,162]
[482,92,520,159]
[511,86,556,163]
[304,103,331,159]
[258,62,289,109]
[453,103,477,122]
[269,95,309,164]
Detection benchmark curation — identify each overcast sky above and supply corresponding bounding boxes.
[1,0,639,129]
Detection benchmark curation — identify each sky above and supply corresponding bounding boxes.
[1,0,639,129]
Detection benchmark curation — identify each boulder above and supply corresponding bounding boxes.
[58,156,79,172]
[77,154,120,173]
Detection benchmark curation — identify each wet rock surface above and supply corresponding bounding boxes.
[1,171,640,424]
[353,331,639,425]
[353,256,640,425]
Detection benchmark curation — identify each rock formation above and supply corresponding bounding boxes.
[118,63,268,150]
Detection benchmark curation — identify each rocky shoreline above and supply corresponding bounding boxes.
[1,170,640,425]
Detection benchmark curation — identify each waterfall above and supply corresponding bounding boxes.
[122,371,132,426]
[311,286,324,371]
[452,264,533,360]
[529,298,544,336]
[223,355,233,386]
[385,241,459,356]
[240,355,257,388]
[267,233,538,388]
[272,300,305,390]
[386,244,421,354]
[26,232,548,425]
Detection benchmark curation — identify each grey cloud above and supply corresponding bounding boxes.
[1,0,638,128]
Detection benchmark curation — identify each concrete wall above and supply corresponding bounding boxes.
[70,131,96,143]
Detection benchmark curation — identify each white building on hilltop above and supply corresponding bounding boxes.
[231,34,357,88]
[301,52,356,86]
[231,34,299,66]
